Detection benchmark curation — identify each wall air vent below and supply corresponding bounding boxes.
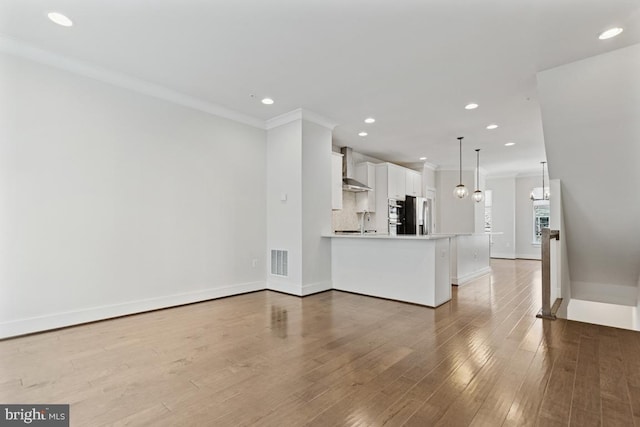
[270,249,288,277]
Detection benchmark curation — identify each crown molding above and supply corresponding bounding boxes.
[301,109,338,130]
[0,35,266,129]
[422,161,438,170]
[265,109,303,129]
[265,108,338,130]
[436,165,477,172]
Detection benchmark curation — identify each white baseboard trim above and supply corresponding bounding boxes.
[301,281,332,296]
[452,267,492,286]
[567,298,638,331]
[515,253,541,260]
[267,279,302,296]
[0,281,265,339]
[490,252,516,259]
[266,279,332,296]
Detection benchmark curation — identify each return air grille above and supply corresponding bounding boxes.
[270,249,288,277]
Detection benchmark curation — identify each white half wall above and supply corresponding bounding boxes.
[0,53,267,338]
[549,179,570,318]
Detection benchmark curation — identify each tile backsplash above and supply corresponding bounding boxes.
[332,191,376,231]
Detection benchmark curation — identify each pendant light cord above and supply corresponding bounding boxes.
[542,162,545,199]
[458,137,463,184]
[476,149,480,190]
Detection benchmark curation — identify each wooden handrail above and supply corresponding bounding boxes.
[536,228,560,320]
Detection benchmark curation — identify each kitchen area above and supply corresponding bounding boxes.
[326,146,492,307]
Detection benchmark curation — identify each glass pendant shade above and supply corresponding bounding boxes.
[454,136,468,199]
[472,190,484,202]
[454,184,469,199]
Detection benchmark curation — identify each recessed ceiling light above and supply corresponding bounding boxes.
[486,124,499,130]
[464,103,479,110]
[358,132,368,137]
[48,12,73,27]
[599,27,623,40]
[364,117,376,124]
[505,142,515,146]
[261,98,274,105]
[419,157,427,161]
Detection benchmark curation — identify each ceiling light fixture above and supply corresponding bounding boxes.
[48,12,73,27]
[599,27,623,40]
[358,131,368,137]
[530,161,550,201]
[465,103,479,110]
[454,137,468,199]
[472,149,484,203]
[505,142,515,146]
[364,117,375,124]
[419,157,427,161]
[486,124,498,130]
[261,98,274,105]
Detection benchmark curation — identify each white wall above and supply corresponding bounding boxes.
[486,177,516,259]
[267,118,333,296]
[486,174,548,260]
[515,176,543,260]
[422,165,436,189]
[473,171,487,233]
[301,120,332,293]
[436,170,475,233]
[266,121,303,292]
[0,53,267,338]
[537,42,640,306]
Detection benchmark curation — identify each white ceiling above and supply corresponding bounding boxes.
[1,0,638,175]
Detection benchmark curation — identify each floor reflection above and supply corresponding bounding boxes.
[271,305,288,338]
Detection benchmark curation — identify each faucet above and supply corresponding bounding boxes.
[360,210,369,234]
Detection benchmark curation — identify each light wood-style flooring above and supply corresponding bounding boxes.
[1,259,639,426]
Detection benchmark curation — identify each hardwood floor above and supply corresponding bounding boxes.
[1,259,638,426]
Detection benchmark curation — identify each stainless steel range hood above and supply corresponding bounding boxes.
[341,147,372,192]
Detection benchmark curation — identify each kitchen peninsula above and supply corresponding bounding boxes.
[326,234,452,307]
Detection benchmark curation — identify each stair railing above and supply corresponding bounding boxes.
[537,228,560,320]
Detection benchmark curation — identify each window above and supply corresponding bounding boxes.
[532,187,550,244]
[484,190,492,233]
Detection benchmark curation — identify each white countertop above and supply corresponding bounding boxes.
[324,233,453,240]
[433,232,503,237]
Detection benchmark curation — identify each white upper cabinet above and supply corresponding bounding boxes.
[331,152,343,210]
[405,170,423,197]
[355,162,376,212]
[387,163,406,200]
[374,162,410,201]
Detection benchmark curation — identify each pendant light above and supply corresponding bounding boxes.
[472,149,484,203]
[529,161,550,201]
[453,137,468,199]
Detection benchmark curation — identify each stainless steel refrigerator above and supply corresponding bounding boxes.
[402,196,433,235]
